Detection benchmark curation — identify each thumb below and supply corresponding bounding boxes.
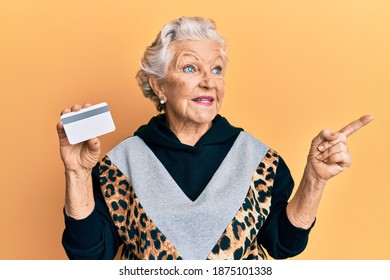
[312,129,338,146]
[84,138,102,167]
[309,129,340,157]
[87,137,101,153]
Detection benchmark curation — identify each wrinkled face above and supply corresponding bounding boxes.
[160,40,226,128]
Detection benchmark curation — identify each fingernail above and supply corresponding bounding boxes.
[316,154,323,160]
[318,145,325,152]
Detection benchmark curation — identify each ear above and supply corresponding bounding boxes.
[149,75,164,96]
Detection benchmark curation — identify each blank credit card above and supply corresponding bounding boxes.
[60,102,116,145]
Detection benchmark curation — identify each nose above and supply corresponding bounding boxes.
[199,71,216,89]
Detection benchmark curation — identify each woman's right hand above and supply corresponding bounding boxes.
[57,103,101,219]
[57,103,101,175]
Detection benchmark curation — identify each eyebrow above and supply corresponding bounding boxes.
[174,52,225,67]
[173,51,199,65]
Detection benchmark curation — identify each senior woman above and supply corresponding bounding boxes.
[57,16,373,260]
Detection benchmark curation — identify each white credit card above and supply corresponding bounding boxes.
[60,102,116,145]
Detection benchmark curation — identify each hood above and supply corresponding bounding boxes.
[134,114,243,152]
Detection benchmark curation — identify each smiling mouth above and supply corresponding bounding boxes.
[191,96,214,105]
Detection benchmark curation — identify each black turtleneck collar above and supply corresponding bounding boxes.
[134,114,243,152]
[133,114,243,201]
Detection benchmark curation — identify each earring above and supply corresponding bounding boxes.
[159,96,165,105]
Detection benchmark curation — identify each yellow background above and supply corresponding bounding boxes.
[1,0,389,260]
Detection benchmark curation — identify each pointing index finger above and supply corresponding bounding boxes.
[339,114,375,137]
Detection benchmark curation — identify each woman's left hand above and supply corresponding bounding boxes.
[305,115,374,186]
[287,114,374,229]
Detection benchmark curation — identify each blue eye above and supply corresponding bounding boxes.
[212,66,222,75]
[183,65,196,73]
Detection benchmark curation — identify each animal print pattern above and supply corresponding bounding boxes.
[98,156,182,260]
[207,149,278,260]
[98,149,278,260]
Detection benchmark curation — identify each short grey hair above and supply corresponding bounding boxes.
[136,16,228,112]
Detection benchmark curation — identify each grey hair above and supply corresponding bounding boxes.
[136,16,228,112]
